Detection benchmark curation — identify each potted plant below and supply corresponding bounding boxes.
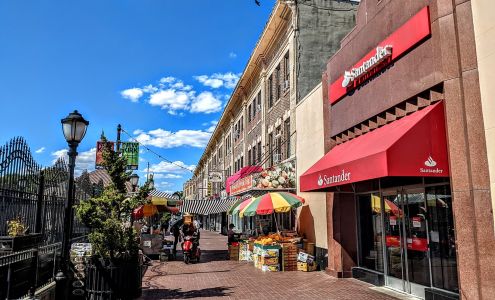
[75,136,152,299]
[0,217,42,253]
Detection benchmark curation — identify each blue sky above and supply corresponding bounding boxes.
[0,0,274,193]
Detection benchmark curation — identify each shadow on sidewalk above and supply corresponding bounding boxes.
[142,286,233,299]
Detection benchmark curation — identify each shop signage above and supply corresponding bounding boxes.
[341,45,392,88]
[329,6,431,104]
[229,160,297,195]
[121,142,139,170]
[95,141,115,169]
[208,171,223,183]
[230,175,253,195]
[316,170,351,188]
[420,155,444,174]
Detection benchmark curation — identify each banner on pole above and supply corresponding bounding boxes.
[95,141,115,169]
[121,142,139,170]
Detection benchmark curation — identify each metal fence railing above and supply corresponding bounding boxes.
[0,137,91,298]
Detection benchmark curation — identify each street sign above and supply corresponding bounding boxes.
[121,142,139,170]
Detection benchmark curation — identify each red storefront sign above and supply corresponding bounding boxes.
[230,175,254,195]
[329,6,431,105]
[300,102,449,192]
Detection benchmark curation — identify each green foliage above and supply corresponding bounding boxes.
[160,212,171,224]
[75,134,153,261]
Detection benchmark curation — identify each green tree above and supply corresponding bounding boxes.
[76,135,152,261]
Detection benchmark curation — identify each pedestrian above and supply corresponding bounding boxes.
[227,223,237,245]
[171,220,182,257]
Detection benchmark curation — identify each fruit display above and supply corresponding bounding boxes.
[254,233,295,245]
[254,161,296,189]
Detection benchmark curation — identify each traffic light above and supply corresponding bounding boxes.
[207,182,212,197]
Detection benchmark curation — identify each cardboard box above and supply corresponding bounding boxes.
[261,265,280,272]
[260,257,278,266]
[261,249,279,257]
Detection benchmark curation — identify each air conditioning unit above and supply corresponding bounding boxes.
[273,153,281,164]
[284,80,290,90]
[257,104,262,112]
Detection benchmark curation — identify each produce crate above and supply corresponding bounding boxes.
[259,257,278,266]
[228,244,240,260]
[297,261,317,272]
[281,243,298,271]
[261,265,280,272]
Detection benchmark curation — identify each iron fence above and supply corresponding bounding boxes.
[0,137,91,298]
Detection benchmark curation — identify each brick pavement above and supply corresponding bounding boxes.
[140,230,407,300]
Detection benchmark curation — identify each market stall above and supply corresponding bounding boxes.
[131,192,179,258]
[228,192,317,272]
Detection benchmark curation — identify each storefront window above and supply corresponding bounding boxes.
[357,193,384,272]
[426,185,458,293]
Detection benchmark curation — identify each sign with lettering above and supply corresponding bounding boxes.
[230,175,253,195]
[121,142,139,170]
[95,141,115,169]
[329,6,431,104]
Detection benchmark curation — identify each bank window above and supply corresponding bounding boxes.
[426,185,458,292]
[357,193,384,272]
[268,75,273,108]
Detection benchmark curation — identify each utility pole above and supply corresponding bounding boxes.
[116,124,122,153]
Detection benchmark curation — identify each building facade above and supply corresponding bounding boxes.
[299,1,495,299]
[186,0,358,235]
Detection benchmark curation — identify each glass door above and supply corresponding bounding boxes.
[383,191,406,292]
[403,188,430,297]
[383,188,430,298]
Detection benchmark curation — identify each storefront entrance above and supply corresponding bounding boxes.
[356,183,458,299]
[383,188,431,297]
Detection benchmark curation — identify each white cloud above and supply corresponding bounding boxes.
[148,161,195,174]
[229,52,237,59]
[149,89,192,113]
[190,91,222,113]
[194,75,223,88]
[152,173,183,179]
[121,73,237,114]
[35,147,45,154]
[194,72,240,89]
[51,148,97,176]
[121,88,143,102]
[134,128,212,149]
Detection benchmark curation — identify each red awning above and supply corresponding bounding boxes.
[226,165,263,194]
[300,101,449,192]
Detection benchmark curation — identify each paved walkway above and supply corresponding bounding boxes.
[140,230,408,300]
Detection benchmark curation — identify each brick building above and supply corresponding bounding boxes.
[187,0,358,235]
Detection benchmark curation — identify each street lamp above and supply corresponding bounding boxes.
[129,173,139,192]
[55,110,89,299]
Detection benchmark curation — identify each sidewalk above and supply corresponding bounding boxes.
[140,230,408,300]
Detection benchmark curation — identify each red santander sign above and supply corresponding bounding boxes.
[329,6,431,105]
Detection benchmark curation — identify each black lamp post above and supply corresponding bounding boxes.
[55,110,89,299]
[129,173,139,192]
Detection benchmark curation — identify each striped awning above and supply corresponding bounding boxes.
[148,190,183,206]
[179,197,238,215]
